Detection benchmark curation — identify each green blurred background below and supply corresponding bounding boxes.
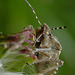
[0,0,75,75]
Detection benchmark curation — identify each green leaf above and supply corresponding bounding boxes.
[0,72,23,75]
[0,45,9,59]
[0,52,38,75]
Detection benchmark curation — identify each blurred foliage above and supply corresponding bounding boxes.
[0,0,75,75]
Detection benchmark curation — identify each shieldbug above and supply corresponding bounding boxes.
[25,0,67,75]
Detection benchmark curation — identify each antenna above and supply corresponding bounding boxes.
[25,0,42,27]
[51,26,67,30]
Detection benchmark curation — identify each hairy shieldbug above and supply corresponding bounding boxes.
[24,0,67,75]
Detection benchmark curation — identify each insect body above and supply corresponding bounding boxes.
[34,24,64,75]
[25,0,66,75]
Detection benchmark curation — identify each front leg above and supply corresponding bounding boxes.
[33,48,60,59]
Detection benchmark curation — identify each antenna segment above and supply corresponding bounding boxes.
[25,0,42,27]
[51,26,67,30]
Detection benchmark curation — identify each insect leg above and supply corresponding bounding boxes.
[36,58,63,74]
[35,34,43,42]
[27,58,63,74]
[35,48,51,52]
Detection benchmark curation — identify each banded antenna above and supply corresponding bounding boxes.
[51,26,67,30]
[25,0,67,30]
[25,0,42,27]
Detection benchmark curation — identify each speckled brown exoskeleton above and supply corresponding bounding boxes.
[24,0,67,75]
